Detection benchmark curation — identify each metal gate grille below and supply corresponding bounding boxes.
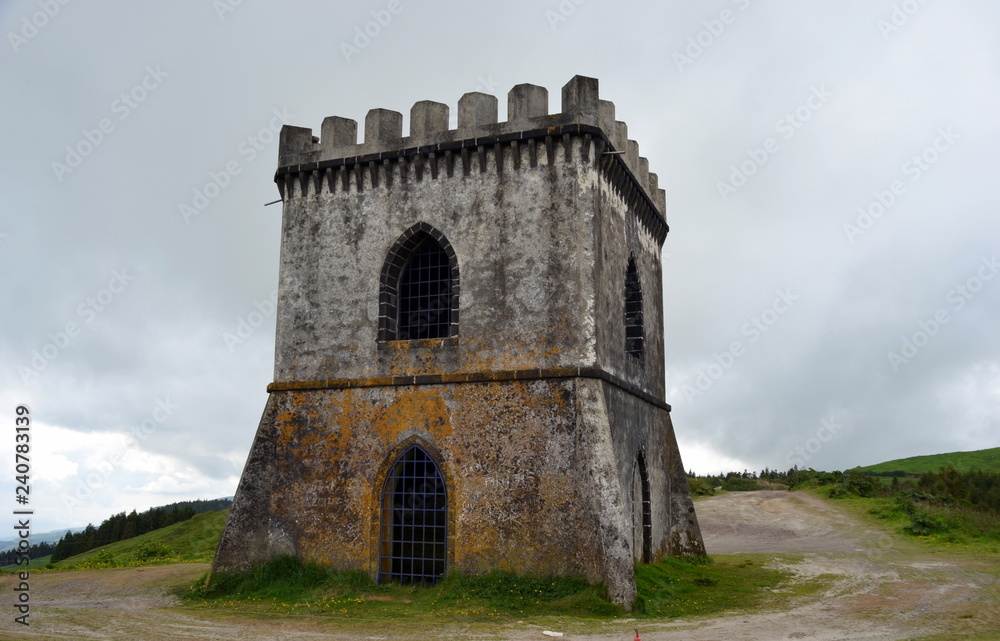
[379,446,447,585]
[634,454,652,564]
[398,240,452,340]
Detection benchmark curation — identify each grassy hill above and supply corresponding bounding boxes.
[48,509,228,570]
[853,447,1000,476]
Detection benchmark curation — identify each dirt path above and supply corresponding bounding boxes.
[3,491,997,640]
[698,489,862,553]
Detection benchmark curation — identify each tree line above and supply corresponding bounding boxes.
[50,498,232,562]
[688,466,1000,513]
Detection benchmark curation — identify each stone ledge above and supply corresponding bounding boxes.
[267,366,671,411]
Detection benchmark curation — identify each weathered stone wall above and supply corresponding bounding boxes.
[213,378,642,603]
[600,383,705,562]
[273,136,599,382]
[591,169,666,396]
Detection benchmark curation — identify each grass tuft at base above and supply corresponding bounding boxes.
[184,554,804,621]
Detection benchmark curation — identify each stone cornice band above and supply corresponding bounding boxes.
[267,365,671,412]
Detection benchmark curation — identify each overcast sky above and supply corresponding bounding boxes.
[2,0,998,532]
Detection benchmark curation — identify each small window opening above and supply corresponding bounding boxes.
[625,256,645,361]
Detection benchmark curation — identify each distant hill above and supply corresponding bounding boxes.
[1,498,233,554]
[0,528,84,553]
[853,447,1000,476]
[50,497,234,562]
[50,509,229,568]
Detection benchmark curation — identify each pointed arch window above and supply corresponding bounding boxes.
[625,255,645,361]
[379,445,448,585]
[378,223,459,341]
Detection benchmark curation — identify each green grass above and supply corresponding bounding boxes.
[26,554,52,570]
[42,509,228,571]
[633,555,825,618]
[806,488,1000,557]
[852,447,1000,476]
[185,558,615,620]
[183,553,812,621]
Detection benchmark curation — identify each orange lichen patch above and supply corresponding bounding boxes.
[537,473,575,507]
[273,404,304,438]
[266,387,458,569]
[297,528,368,568]
[372,387,453,442]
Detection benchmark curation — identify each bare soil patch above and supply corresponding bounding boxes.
[3,491,996,640]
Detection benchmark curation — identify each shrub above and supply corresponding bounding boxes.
[136,542,172,561]
[721,477,759,492]
[687,477,716,496]
[903,510,949,536]
[843,471,879,497]
[828,486,848,498]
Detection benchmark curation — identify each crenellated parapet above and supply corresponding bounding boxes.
[274,75,669,242]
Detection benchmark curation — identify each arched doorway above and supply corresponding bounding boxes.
[632,453,652,564]
[379,445,448,585]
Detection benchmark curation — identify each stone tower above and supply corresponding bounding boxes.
[212,75,704,607]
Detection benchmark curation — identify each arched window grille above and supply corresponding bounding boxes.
[633,453,652,564]
[398,239,451,339]
[378,223,459,341]
[625,256,645,361]
[379,445,448,585]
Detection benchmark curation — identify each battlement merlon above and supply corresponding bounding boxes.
[275,75,668,221]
